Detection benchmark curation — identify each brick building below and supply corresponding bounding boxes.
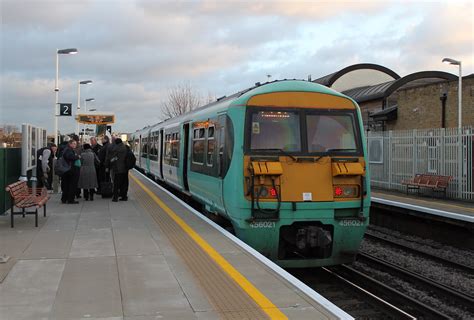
[313,64,474,131]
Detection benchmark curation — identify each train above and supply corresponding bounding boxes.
[130,80,370,268]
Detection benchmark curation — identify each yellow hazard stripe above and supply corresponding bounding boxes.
[130,173,288,320]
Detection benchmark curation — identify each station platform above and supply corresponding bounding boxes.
[0,170,350,320]
[372,189,474,223]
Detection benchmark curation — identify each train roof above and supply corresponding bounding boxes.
[132,80,353,134]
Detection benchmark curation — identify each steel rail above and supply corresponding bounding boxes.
[332,264,452,320]
[357,252,474,311]
[364,230,474,273]
[320,267,416,320]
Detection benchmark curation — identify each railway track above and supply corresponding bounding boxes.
[364,229,474,273]
[290,267,416,320]
[356,252,474,312]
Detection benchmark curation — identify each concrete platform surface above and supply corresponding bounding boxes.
[0,172,348,320]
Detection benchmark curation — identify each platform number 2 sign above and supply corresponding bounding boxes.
[59,103,72,116]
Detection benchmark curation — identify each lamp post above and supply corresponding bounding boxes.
[76,80,92,134]
[82,98,95,141]
[442,58,462,128]
[442,57,463,198]
[54,48,77,145]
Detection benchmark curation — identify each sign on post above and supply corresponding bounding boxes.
[59,103,72,116]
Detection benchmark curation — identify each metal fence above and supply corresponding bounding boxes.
[367,126,474,201]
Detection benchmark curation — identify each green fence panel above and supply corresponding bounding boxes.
[0,148,21,214]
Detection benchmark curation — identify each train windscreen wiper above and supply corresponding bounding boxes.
[253,148,297,161]
[325,148,357,153]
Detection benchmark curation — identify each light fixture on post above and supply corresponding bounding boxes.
[76,80,92,134]
[54,48,77,145]
[442,57,463,198]
[442,58,462,128]
[82,98,95,140]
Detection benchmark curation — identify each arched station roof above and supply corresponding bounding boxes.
[313,63,401,91]
[342,71,458,103]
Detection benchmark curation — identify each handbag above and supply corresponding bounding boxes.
[54,157,71,176]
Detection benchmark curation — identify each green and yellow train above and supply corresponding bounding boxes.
[131,80,370,268]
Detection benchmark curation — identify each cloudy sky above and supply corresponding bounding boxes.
[1,0,473,135]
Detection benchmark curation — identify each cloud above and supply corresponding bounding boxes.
[1,0,473,135]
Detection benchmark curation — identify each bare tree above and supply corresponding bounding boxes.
[162,83,206,119]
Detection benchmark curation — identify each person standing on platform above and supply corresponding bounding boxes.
[61,140,80,204]
[78,143,99,201]
[90,137,102,193]
[70,134,83,199]
[106,138,128,202]
[90,137,102,155]
[36,143,57,189]
[97,135,110,188]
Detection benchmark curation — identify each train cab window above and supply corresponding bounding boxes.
[306,114,358,153]
[250,111,301,152]
[192,128,205,164]
[207,126,215,166]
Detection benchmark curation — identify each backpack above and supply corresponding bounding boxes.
[125,146,136,170]
[54,157,71,176]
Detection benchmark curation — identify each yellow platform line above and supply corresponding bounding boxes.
[130,173,288,320]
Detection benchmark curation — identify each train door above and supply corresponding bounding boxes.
[183,122,190,191]
[159,129,164,179]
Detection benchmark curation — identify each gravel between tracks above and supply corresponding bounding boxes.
[352,261,474,320]
[368,225,474,268]
[360,239,474,296]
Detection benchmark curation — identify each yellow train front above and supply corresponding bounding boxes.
[132,80,370,268]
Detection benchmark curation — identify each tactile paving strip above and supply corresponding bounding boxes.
[129,178,272,320]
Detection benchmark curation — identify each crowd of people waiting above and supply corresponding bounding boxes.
[37,134,136,204]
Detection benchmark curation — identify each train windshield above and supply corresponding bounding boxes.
[306,114,358,153]
[250,111,301,152]
[247,109,361,155]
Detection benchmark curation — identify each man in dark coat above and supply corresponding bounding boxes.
[97,135,110,188]
[61,140,80,204]
[90,137,102,192]
[106,138,128,202]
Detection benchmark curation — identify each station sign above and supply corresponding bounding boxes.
[76,113,115,125]
[59,103,72,116]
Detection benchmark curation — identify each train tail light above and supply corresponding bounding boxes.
[270,187,278,197]
[333,185,359,198]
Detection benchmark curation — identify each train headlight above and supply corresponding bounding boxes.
[333,185,359,198]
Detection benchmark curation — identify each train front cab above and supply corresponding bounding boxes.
[232,91,370,268]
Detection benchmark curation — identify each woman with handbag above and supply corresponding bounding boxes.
[61,140,80,204]
[78,144,99,201]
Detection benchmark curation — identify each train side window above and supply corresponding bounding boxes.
[207,126,215,167]
[192,128,205,164]
[171,133,179,160]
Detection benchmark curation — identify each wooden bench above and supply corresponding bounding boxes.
[5,181,50,228]
[401,174,452,197]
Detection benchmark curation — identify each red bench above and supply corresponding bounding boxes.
[5,181,50,228]
[401,174,452,197]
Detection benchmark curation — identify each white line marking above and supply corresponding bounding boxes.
[133,169,354,320]
[372,197,474,223]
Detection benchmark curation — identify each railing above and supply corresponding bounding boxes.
[367,126,474,201]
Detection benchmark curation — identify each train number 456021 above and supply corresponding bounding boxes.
[249,221,276,228]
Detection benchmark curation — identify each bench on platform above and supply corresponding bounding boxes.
[5,181,50,228]
[401,174,452,197]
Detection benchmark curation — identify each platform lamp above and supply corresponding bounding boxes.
[442,58,462,129]
[54,48,78,145]
[442,57,463,198]
[82,98,95,140]
[76,80,93,134]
